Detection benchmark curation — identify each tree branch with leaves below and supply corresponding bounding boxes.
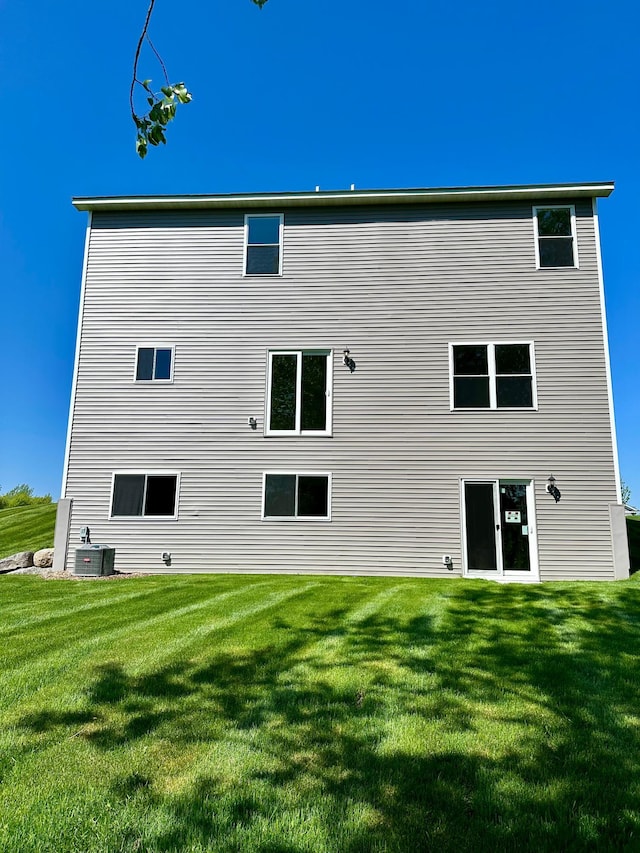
[131,0,269,158]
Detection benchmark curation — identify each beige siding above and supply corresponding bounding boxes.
[64,200,621,579]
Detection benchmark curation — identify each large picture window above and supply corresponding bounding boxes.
[244,214,283,275]
[263,473,331,520]
[111,473,179,518]
[266,350,332,435]
[450,343,536,410]
[533,205,577,268]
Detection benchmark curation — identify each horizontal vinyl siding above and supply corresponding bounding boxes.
[64,200,619,579]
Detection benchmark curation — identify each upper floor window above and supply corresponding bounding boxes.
[110,473,179,518]
[266,350,332,435]
[533,206,577,268]
[244,214,283,275]
[136,347,173,381]
[450,343,536,409]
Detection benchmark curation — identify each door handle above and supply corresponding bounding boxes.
[496,524,500,531]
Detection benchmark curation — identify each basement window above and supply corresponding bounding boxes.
[262,473,331,520]
[111,473,179,518]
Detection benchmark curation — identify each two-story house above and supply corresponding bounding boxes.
[54,183,630,581]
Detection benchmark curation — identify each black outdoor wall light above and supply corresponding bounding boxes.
[343,349,356,373]
[546,474,561,503]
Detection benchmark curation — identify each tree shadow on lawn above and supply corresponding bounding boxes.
[17,583,640,851]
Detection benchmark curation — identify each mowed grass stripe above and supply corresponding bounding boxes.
[0,574,267,625]
[119,581,323,675]
[0,575,277,662]
[285,584,405,664]
[1,580,276,694]
[0,584,187,636]
[0,581,320,704]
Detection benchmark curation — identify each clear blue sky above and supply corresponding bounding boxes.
[1,0,639,502]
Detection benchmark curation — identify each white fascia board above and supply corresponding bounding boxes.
[60,212,92,499]
[592,197,623,504]
[72,182,615,212]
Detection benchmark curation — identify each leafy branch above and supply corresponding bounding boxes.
[131,0,269,159]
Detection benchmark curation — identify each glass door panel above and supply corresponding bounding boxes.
[499,482,530,571]
[464,482,498,571]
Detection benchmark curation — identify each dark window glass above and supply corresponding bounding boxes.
[136,348,154,381]
[112,474,145,516]
[264,474,296,517]
[246,216,281,275]
[248,216,281,245]
[246,245,280,275]
[537,208,571,236]
[495,344,530,375]
[298,476,328,517]
[301,355,327,431]
[539,238,574,267]
[499,483,530,570]
[144,476,177,516]
[496,377,533,408]
[454,376,490,408]
[464,483,497,570]
[154,349,172,380]
[270,355,297,430]
[453,345,488,376]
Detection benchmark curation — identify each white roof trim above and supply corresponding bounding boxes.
[72,182,615,212]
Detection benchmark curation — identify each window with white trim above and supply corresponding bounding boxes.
[135,347,173,381]
[533,206,577,268]
[266,350,332,435]
[263,473,331,520]
[111,474,179,517]
[244,214,283,275]
[451,343,536,409]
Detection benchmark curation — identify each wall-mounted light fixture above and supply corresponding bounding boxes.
[546,474,561,503]
[343,349,356,373]
[161,551,172,566]
[248,417,258,430]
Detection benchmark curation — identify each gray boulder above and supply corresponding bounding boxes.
[10,566,52,575]
[33,548,54,568]
[0,551,34,573]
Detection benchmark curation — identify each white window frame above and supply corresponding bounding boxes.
[243,213,284,276]
[133,345,175,383]
[449,341,538,411]
[265,349,333,436]
[532,205,579,269]
[109,471,181,520]
[261,472,332,522]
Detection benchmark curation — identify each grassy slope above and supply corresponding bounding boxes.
[628,516,640,573]
[0,504,57,558]
[1,573,640,852]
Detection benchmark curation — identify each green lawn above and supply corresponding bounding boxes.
[2,574,640,852]
[0,503,57,558]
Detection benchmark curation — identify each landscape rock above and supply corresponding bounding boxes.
[0,551,34,573]
[33,548,55,568]
[9,566,54,575]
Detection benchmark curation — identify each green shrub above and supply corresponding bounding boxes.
[0,484,52,510]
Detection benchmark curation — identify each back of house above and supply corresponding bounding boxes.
[57,183,630,581]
